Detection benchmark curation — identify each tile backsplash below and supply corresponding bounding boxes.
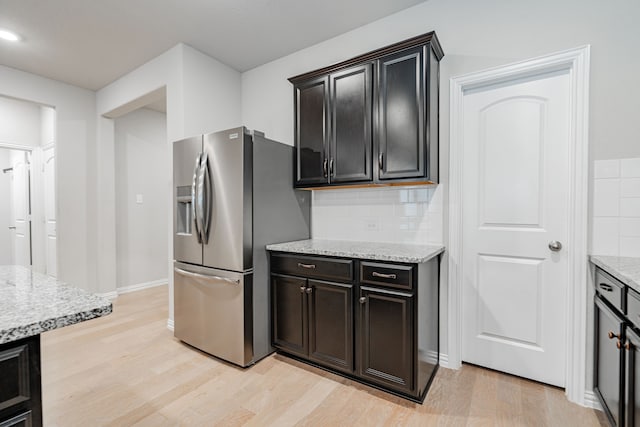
[592,158,640,256]
[312,185,443,245]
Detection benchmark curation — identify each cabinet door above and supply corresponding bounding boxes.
[294,75,329,187]
[358,286,414,394]
[376,46,425,181]
[271,275,308,356]
[595,296,625,426]
[307,280,354,373]
[627,327,640,427]
[0,335,41,427]
[330,64,372,184]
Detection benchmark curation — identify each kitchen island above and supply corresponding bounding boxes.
[266,239,444,402]
[0,266,112,426]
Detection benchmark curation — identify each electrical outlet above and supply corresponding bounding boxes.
[364,219,379,231]
[136,194,144,204]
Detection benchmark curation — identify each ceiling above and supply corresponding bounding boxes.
[0,0,426,91]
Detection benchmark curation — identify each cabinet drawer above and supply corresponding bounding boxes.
[0,410,32,427]
[628,288,640,328]
[271,253,353,282]
[595,268,625,313]
[360,262,414,290]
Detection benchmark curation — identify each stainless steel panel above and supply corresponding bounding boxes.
[174,262,252,366]
[202,127,252,272]
[252,134,311,362]
[173,136,203,264]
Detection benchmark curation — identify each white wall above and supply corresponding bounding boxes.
[0,65,96,290]
[592,158,640,256]
[181,45,242,137]
[0,96,41,147]
[0,150,13,264]
[40,106,55,146]
[313,186,443,244]
[114,108,169,289]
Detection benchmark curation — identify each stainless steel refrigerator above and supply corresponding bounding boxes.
[173,126,310,367]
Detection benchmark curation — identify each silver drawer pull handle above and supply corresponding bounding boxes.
[372,272,397,279]
[175,268,240,285]
[599,283,613,292]
[297,263,316,269]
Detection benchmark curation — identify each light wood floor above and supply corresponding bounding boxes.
[41,285,608,427]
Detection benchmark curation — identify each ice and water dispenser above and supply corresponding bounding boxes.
[175,186,192,235]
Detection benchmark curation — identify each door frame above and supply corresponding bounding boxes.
[447,46,590,405]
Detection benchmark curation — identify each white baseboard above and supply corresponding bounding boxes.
[167,318,174,331]
[583,390,603,410]
[439,353,451,368]
[98,291,118,300]
[117,278,167,295]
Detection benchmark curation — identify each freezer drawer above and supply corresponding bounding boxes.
[174,262,252,367]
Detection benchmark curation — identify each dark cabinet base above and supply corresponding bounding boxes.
[0,335,42,427]
[275,349,439,403]
[270,251,440,403]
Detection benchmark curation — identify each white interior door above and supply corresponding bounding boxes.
[43,146,57,277]
[461,70,571,387]
[11,151,31,267]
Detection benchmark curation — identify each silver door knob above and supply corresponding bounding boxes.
[548,241,562,252]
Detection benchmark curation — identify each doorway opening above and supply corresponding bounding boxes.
[113,93,169,293]
[0,95,57,276]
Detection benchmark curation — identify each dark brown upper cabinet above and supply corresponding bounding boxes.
[294,64,372,187]
[290,32,443,189]
[295,75,329,187]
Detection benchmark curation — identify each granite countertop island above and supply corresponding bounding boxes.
[266,239,444,263]
[0,265,112,344]
[590,255,640,294]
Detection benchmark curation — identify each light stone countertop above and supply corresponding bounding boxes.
[0,265,112,344]
[266,239,444,263]
[590,255,640,294]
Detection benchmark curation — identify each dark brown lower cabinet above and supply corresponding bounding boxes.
[358,286,413,393]
[270,251,440,402]
[595,295,625,426]
[272,274,307,356]
[627,327,640,427]
[308,280,354,373]
[271,274,354,373]
[0,335,42,427]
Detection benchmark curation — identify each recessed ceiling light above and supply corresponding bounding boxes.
[0,29,21,42]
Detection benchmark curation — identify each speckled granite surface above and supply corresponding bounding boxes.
[590,255,640,293]
[0,266,112,344]
[266,239,444,263]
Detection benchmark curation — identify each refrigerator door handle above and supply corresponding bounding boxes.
[191,153,202,243]
[198,152,212,244]
[175,267,240,285]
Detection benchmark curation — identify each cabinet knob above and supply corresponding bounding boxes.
[359,296,367,304]
[305,287,313,294]
[323,158,328,178]
[617,340,622,350]
[608,331,621,340]
[300,286,306,293]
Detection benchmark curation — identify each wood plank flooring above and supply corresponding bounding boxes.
[41,285,608,426]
